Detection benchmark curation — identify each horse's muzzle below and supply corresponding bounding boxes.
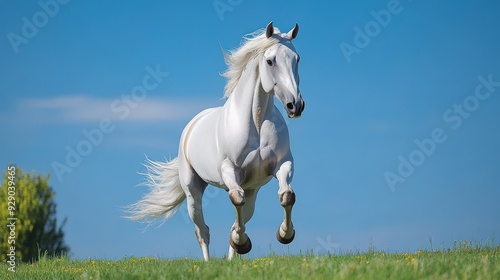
[285,98,305,118]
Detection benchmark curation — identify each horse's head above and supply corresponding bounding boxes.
[259,22,305,118]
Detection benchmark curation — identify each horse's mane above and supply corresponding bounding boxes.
[222,27,282,98]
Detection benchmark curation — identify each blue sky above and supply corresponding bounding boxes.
[1,0,500,259]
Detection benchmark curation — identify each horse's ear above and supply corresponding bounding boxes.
[266,21,274,38]
[287,23,299,40]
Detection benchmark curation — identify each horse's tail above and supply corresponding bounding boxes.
[126,157,186,226]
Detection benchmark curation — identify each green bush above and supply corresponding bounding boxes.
[0,165,69,263]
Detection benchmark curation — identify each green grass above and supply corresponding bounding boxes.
[2,242,499,279]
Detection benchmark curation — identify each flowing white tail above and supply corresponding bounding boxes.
[127,158,186,225]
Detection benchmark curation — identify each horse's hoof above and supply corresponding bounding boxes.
[276,229,295,244]
[229,234,252,254]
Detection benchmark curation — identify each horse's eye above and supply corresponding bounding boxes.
[266,59,273,66]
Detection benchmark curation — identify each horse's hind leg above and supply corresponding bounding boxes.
[178,158,210,260]
[221,159,252,256]
[186,183,210,260]
[275,160,296,244]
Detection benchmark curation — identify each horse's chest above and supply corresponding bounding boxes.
[238,146,275,188]
[238,129,284,187]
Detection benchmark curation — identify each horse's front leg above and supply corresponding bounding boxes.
[275,159,296,244]
[221,159,252,258]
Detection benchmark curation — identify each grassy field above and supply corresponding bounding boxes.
[2,242,499,279]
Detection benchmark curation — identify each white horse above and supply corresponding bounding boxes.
[128,22,304,261]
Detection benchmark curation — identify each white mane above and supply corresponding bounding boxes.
[222,27,282,97]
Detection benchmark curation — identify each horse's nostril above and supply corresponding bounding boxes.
[286,103,294,110]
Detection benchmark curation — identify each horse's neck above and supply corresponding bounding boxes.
[225,57,274,131]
